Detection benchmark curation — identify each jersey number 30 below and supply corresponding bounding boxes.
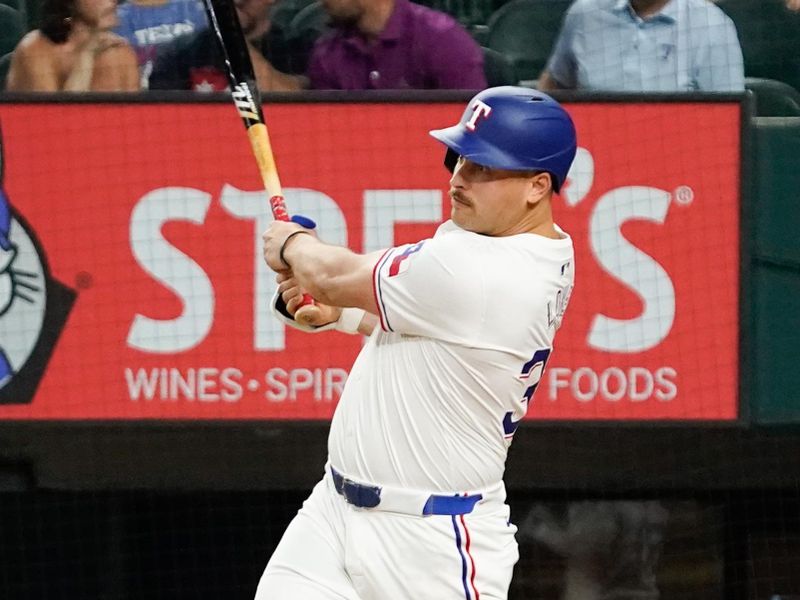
[502,348,552,439]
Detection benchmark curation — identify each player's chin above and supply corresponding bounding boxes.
[451,196,473,212]
[450,208,473,229]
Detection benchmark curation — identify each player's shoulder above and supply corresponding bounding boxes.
[428,221,486,252]
[425,225,560,274]
[382,224,486,279]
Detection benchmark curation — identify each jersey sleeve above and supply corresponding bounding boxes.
[371,233,485,341]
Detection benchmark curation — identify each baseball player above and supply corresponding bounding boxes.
[258,86,577,600]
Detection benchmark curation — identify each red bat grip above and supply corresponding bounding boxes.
[269,194,291,222]
[270,194,316,312]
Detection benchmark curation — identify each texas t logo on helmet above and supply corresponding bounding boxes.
[429,86,577,193]
[465,99,492,131]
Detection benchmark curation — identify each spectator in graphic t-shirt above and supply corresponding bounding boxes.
[149,0,302,91]
[307,0,486,89]
[114,0,208,88]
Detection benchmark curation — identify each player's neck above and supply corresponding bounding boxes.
[512,202,560,239]
[525,221,561,239]
[359,0,395,38]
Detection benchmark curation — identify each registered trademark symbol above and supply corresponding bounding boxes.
[75,271,93,289]
[673,186,694,205]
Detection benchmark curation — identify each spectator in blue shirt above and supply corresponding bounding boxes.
[115,0,208,88]
[539,0,745,92]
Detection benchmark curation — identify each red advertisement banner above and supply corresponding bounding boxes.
[0,101,740,420]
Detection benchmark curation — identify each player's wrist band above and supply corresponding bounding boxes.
[270,290,365,336]
[335,308,366,334]
[279,230,313,269]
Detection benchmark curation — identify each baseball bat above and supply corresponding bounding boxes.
[202,0,320,326]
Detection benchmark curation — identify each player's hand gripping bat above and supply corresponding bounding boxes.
[201,0,320,326]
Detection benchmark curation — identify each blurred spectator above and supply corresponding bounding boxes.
[6,0,139,91]
[520,500,669,600]
[538,0,745,92]
[306,0,486,89]
[114,0,209,89]
[787,0,800,11]
[149,0,301,91]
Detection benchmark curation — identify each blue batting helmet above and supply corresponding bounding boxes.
[429,86,577,193]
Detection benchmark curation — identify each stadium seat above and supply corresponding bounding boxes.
[0,5,25,57]
[285,1,329,51]
[429,0,494,27]
[485,0,570,84]
[0,0,24,22]
[746,78,800,117]
[482,47,516,87]
[718,0,800,91]
[269,0,317,35]
[263,0,320,75]
[0,52,12,90]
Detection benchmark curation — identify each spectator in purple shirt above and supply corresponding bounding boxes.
[306,0,486,90]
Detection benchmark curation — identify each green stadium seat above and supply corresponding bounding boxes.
[485,0,570,84]
[746,77,800,117]
[263,0,320,75]
[285,0,329,50]
[429,0,494,27]
[482,46,516,86]
[718,0,800,91]
[270,0,317,35]
[0,51,12,90]
[0,0,25,22]
[0,5,25,57]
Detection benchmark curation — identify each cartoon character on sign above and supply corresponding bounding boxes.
[0,124,75,403]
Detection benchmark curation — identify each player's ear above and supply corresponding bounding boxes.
[525,171,552,206]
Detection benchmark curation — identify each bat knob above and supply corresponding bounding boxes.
[295,303,323,326]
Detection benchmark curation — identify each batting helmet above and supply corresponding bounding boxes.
[429,86,577,193]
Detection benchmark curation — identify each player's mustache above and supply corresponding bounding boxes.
[449,190,472,206]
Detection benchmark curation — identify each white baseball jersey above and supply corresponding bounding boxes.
[328,220,575,493]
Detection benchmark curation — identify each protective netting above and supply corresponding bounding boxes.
[0,1,799,594]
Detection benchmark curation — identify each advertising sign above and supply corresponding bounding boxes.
[0,101,741,420]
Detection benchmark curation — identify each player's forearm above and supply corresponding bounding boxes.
[282,235,379,313]
[357,312,378,336]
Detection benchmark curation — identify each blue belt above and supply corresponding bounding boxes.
[330,467,483,516]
